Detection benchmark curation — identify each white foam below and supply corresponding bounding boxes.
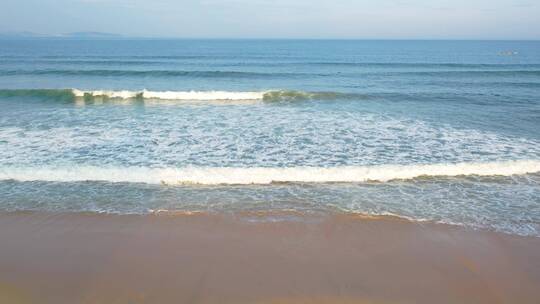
[72,89,266,101]
[1,160,539,185]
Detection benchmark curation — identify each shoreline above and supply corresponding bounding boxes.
[0,211,539,303]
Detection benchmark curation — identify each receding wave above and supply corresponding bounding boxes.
[0,89,363,102]
[0,160,538,185]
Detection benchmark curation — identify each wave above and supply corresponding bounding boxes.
[1,88,537,104]
[398,70,540,77]
[0,89,363,102]
[3,68,540,78]
[0,160,538,185]
[1,69,298,78]
[0,89,76,101]
[72,89,265,100]
[304,62,540,69]
[3,56,540,69]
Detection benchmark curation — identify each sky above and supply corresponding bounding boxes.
[1,0,539,39]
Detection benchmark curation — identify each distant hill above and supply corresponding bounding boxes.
[0,31,123,39]
[0,31,47,39]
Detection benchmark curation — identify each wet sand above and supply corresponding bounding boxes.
[0,212,539,304]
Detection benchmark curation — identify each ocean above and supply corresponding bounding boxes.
[0,39,539,236]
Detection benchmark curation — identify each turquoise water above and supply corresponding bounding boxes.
[0,40,539,236]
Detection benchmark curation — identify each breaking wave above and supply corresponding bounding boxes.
[1,160,538,185]
[0,88,361,102]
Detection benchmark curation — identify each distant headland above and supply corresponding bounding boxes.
[0,31,123,39]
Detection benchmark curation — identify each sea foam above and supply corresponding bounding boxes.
[0,88,364,102]
[71,89,351,101]
[72,89,266,101]
[1,160,538,185]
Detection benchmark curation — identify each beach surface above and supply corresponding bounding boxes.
[0,212,539,304]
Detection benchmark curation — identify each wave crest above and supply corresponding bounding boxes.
[72,89,266,101]
[0,89,363,102]
[1,160,538,185]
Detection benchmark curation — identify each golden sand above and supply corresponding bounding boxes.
[0,212,538,304]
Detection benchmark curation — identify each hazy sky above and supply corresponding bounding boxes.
[1,0,539,39]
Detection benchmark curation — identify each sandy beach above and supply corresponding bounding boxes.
[0,212,538,304]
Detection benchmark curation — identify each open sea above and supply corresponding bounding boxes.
[0,39,539,236]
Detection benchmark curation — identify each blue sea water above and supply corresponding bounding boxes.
[0,39,539,236]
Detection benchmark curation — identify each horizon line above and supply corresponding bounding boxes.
[1,36,539,41]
